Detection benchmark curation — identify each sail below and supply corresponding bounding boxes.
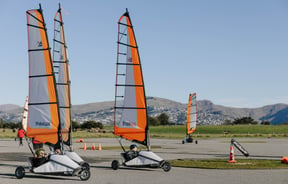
[21,96,29,132]
[186,93,197,135]
[53,5,72,146]
[114,9,149,147]
[26,6,61,146]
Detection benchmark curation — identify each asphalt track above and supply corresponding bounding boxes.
[1,137,288,184]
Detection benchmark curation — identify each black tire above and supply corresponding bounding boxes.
[80,162,90,170]
[162,162,171,172]
[15,166,25,179]
[111,160,119,170]
[195,140,198,144]
[79,169,90,181]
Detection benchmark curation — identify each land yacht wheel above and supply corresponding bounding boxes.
[162,162,171,172]
[80,162,90,170]
[79,169,90,181]
[15,166,25,179]
[111,160,119,170]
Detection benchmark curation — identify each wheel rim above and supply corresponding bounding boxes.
[163,162,171,172]
[15,167,24,178]
[80,170,90,181]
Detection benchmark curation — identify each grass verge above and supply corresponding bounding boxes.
[170,159,288,169]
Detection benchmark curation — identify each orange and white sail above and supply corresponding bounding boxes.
[114,9,149,148]
[53,4,72,147]
[186,93,197,135]
[21,96,29,132]
[26,5,61,146]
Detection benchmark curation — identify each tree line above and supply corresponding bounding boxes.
[0,114,274,130]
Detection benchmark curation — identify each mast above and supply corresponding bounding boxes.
[53,3,72,150]
[114,9,150,150]
[26,4,62,147]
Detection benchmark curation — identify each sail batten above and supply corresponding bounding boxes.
[114,9,149,148]
[117,41,138,48]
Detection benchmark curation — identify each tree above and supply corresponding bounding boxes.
[261,121,270,125]
[72,121,81,129]
[148,116,160,126]
[232,117,258,125]
[157,113,170,125]
[81,120,103,129]
[224,119,232,125]
[0,119,3,128]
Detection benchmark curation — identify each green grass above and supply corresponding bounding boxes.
[170,159,288,169]
[2,124,288,139]
[150,125,288,139]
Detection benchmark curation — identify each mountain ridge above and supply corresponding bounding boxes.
[0,97,287,125]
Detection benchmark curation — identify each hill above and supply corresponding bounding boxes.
[1,97,288,125]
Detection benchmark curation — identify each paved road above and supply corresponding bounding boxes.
[0,137,288,184]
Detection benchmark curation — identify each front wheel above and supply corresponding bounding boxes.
[162,162,171,172]
[15,166,25,179]
[111,160,119,170]
[79,169,90,181]
[80,162,90,170]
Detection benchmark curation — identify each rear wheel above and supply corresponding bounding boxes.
[111,160,119,170]
[162,162,171,172]
[80,162,90,170]
[15,166,25,179]
[79,169,90,181]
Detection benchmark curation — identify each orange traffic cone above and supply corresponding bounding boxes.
[83,143,87,150]
[228,145,237,163]
[98,143,102,151]
[92,143,95,150]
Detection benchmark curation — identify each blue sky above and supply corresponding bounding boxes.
[1,0,288,108]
